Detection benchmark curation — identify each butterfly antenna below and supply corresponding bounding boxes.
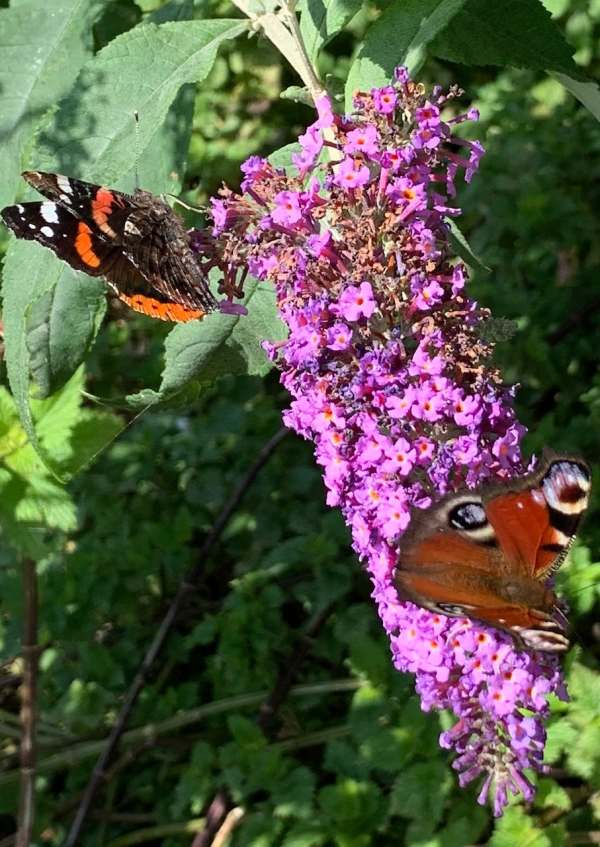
[169,195,206,215]
[133,110,141,191]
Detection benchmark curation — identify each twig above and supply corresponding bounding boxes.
[64,427,289,847]
[16,558,38,847]
[230,0,326,105]
[212,807,245,847]
[0,679,361,789]
[191,790,231,847]
[191,603,335,847]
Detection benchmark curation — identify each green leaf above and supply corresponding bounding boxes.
[545,718,578,763]
[269,143,301,175]
[489,805,552,847]
[319,779,386,845]
[447,219,491,273]
[345,0,467,109]
[2,240,69,461]
[429,0,581,79]
[554,72,600,122]
[36,18,249,186]
[61,409,123,478]
[127,278,287,406]
[300,0,362,63]
[26,276,106,400]
[280,86,315,107]
[389,761,451,826]
[535,778,571,812]
[566,662,600,721]
[0,0,104,210]
[30,367,87,463]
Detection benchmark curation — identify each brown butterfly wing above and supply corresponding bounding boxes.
[395,456,591,651]
[16,172,216,322]
[111,191,217,318]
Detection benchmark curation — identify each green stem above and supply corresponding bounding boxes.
[103,818,206,847]
[0,679,361,789]
[230,0,326,104]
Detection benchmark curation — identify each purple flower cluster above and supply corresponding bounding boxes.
[201,70,566,814]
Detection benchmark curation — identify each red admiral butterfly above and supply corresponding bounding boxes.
[395,454,591,652]
[1,171,217,322]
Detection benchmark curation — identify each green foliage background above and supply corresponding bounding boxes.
[0,0,599,844]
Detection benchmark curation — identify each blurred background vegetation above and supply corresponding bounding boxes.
[0,0,599,844]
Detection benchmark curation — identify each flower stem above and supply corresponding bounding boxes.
[231,0,326,105]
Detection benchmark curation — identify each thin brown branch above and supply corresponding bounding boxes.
[64,427,289,847]
[211,807,245,847]
[16,558,39,847]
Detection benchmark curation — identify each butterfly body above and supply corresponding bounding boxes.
[395,455,591,652]
[1,171,217,322]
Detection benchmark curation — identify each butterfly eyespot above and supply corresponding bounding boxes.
[448,501,487,530]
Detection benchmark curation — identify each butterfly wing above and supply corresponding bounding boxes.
[395,456,591,652]
[1,201,122,275]
[104,195,217,317]
[484,455,590,580]
[2,172,215,322]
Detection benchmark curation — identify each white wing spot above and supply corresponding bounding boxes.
[40,225,54,237]
[41,202,59,223]
[28,223,36,230]
[124,219,142,236]
[56,174,73,194]
[16,204,24,213]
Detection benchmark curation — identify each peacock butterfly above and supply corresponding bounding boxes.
[395,453,591,652]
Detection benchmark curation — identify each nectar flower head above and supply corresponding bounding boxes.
[202,67,565,816]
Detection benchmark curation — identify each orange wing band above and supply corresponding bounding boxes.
[120,293,206,322]
[75,222,102,268]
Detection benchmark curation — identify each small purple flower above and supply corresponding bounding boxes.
[344,124,380,157]
[307,230,332,257]
[326,322,352,350]
[381,438,417,476]
[333,157,371,190]
[272,190,303,225]
[413,279,445,311]
[372,85,397,114]
[337,282,377,321]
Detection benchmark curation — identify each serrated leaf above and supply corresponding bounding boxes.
[0,0,105,210]
[535,778,571,811]
[127,279,286,406]
[14,475,77,532]
[565,724,600,780]
[30,367,86,466]
[389,761,451,825]
[300,0,362,63]
[345,0,467,110]
[61,409,123,478]
[36,18,249,187]
[566,662,600,720]
[544,718,578,763]
[489,805,552,847]
[429,0,581,78]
